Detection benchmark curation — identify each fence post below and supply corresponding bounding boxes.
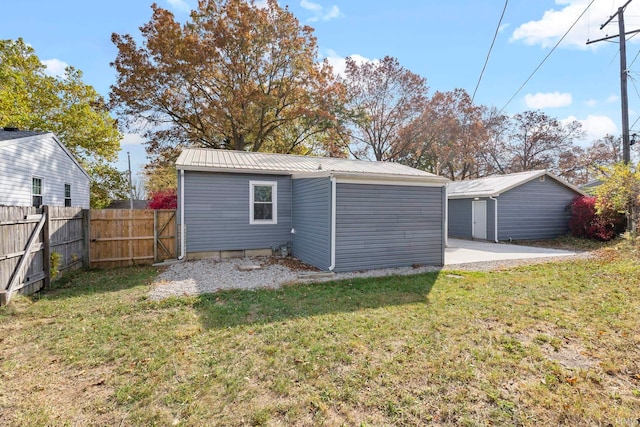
[82,209,90,269]
[43,206,51,289]
[153,210,158,262]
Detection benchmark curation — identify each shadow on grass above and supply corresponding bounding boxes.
[34,265,159,300]
[194,271,439,330]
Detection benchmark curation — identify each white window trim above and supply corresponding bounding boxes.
[64,183,72,207]
[32,176,43,207]
[250,180,278,224]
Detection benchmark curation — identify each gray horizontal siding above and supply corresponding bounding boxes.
[291,178,331,270]
[0,136,89,208]
[487,198,496,242]
[448,197,496,241]
[448,198,472,238]
[334,184,444,272]
[183,172,292,252]
[497,177,579,240]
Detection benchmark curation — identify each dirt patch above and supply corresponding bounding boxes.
[263,256,320,272]
[514,326,599,370]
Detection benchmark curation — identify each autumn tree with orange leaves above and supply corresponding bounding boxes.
[338,56,428,161]
[110,0,345,168]
[398,88,489,180]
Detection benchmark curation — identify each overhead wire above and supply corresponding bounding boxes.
[499,0,596,113]
[627,74,640,130]
[471,0,509,103]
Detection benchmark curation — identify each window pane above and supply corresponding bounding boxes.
[32,178,42,195]
[254,203,272,220]
[65,184,71,198]
[254,186,272,203]
[64,198,71,207]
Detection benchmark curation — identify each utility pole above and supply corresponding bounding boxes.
[127,151,134,210]
[587,0,638,164]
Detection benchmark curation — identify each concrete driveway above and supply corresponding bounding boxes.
[445,238,578,265]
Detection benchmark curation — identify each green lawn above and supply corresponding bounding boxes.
[1,242,639,426]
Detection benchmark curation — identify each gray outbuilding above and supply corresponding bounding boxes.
[0,128,90,208]
[447,170,585,242]
[176,148,448,272]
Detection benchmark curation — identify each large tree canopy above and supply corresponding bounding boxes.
[111,0,343,161]
[338,56,428,161]
[0,38,126,208]
[398,88,488,180]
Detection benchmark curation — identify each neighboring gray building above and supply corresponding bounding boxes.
[447,170,585,242]
[0,129,90,208]
[176,148,448,272]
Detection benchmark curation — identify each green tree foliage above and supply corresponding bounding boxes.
[0,38,126,208]
[595,162,640,233]
[110,0,344,166]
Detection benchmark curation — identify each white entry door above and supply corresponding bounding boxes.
[472,200,487,240]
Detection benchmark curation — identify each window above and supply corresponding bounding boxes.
[64,183,71,207]
[250,181,277,224]
[32,177,42,207]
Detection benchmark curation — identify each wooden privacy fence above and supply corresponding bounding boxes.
[89,209,176,268]
[0,206,86,305]
[1,207,176,305]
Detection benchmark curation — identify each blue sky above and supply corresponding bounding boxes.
[4,0,640,178]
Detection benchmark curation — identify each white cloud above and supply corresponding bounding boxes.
[524,91,572,108]
[498,23,510,33]
[325,49,375,77]
[254,0,269,8]
[606,95,619,103]
[585,99,597,107]
[122,133,146,146]
[300,0,342,22]
[166,0,190,12]
[42,59,68,77]
[563,114,618,141]
[511,0,640,50]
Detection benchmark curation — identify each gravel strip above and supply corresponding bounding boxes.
[148,252,593,301]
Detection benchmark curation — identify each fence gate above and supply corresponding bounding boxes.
[89,209,176,268]
[0,207,47,305]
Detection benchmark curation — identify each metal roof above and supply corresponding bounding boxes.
[447,170,585,198]
[176,148,447,182]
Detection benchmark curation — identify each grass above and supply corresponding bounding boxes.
[1,241,639,426]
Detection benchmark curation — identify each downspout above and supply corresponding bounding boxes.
[178,169,186,260]
[443,185,448,248]
[328,176,337,271]
[489,196,498,243]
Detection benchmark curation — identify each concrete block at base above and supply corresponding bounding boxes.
[187,248,273,260]
[220,250,245,258]
[187,251,221,260]
[245,248,272,257]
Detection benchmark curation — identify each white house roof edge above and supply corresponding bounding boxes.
[0,131,91,180]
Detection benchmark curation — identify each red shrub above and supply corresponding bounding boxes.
[568,195,624,241]
[147,188,177,210]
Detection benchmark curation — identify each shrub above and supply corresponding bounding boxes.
[147,188,177,210]
[568,195,625,241]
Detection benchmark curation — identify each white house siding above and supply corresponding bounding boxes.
[0,134,89,208]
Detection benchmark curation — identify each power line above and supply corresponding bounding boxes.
[471,0,509,104]
[499,0,596,113]
[627,74,640,129]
